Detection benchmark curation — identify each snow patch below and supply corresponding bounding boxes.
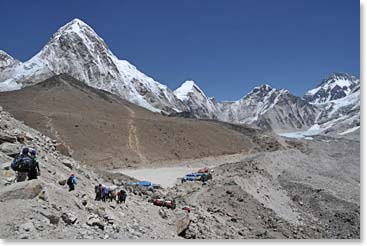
[339,126,360,135]
[279,124,324,139]
[174,80,205,101]
[0,79,22,91]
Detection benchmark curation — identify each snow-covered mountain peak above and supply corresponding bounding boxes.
[0,19,187,113]
[304,73,359,104]
[173,80,221,119]
[0,50,20,68]
[254,84,273,91]
[243,84,276,100]
[52,18,101,41]
[40,18,110,57]
[174,80,206,101]
[316,72,358,91]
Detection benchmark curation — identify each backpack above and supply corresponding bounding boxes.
[67,176,73,186]
[11,155,31,172]
[11,155,20,171]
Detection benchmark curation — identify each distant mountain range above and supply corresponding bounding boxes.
[0,19,360,137]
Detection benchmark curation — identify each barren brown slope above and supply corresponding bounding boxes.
[0,74,277,169]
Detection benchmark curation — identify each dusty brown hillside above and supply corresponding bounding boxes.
[0,74,278,169]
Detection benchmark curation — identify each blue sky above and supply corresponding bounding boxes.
[0,0,359,101]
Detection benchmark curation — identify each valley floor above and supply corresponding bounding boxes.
[115,135,360,239]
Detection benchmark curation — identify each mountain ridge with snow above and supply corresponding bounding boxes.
[0,19,360,136]
[0,18,186,113]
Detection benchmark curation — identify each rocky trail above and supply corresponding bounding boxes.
[0,107,185,239]
[0,106,360,239]
[126,105,147,165]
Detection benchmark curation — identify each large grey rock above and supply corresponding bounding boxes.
[0,132,17,144]
[159,208,168,219]
[62,159,74,169]
[0,151,12,163]
[2,161,11,170]
[0,142,21,157]
[20,222,34,232]
[40,211,60,225]
[176,215,191,236]
[86,217,105,230]
[61,212,78,225]
[0,179,43,201]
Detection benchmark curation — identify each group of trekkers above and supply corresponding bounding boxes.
[11,147,40,182]
[95,184,127,204]
[11,147,77,192]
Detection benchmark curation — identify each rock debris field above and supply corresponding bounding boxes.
[0,106,360,239]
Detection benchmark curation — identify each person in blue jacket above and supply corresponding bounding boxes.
[67,173,77,191]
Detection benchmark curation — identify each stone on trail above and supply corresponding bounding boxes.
[0,151,12,163]
[0,142,21,157]
[20,222,34,232]
[87,217,105,230]
[0,179,43,201]
[61,212,78,225]
[159,208,168,219]
[40,211,60,225]
[62,159,74,169]
[176,215,191,236]
[2,161,11,170]
[3,170,14,177]
[0,132,17,144]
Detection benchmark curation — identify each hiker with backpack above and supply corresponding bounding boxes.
[28,149,40,180]
[117,189,127,204]
[67,173,77,191]
[102,186,109,202]
[11,147,33,182]
[108,189,116,202]
[95,184,103,201]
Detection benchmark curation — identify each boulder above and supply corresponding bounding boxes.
[20,222,34,232]
[0,132,17,144]
[62,159,73,169]
[3,170,14,177]
[87,217,105,230]
[55,143,71,156]
[159,208,168,219]
[0,142,21,157]
[4,176,15,186]
[0,151,12,163]
[2,161,11,170]
[40,211,60,225]
[38,190,48,201]
[25,132,34,140]
[85,204,97,214]
[0,179,43,201]
[61,212,78,225]
[176,215,191,236]
[16,134,26,143]
[58,179,66,186]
